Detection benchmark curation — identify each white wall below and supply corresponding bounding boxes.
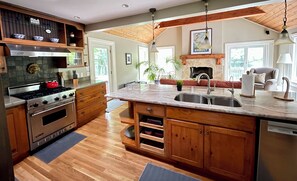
[86,31,147,89]
[156,18,280,79]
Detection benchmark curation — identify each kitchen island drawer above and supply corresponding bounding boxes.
[167,107,256,132]
[135,103,165,117]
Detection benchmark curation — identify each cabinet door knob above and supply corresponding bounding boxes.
[146,107,152,112]
[205,131,210,135]
[199,130,203,134]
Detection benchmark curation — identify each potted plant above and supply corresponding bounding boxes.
[136,61,165,83]
[176,80,183,91]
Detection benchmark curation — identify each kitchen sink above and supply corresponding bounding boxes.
[208,96,242,107]
[174,93,242,107]
[174,93,208,104]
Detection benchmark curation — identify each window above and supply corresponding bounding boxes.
[155,46,175,77]
[291,34,297,82]
[138,46,149,81]
[225,41,274,80]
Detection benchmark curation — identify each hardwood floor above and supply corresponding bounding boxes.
[14,103,213,181]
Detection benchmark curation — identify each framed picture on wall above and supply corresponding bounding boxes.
[125,53,132,65]
[190,28,212,54]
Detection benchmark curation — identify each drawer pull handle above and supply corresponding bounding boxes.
[146,107,152,112]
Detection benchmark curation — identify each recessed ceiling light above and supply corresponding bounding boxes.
[122,4,129,8]
[73,16,80,20]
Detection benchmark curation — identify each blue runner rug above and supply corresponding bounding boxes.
[139,163,200,181]
[106,99,126,112]
[34,132,86,163]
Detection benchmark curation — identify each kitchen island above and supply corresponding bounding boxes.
[106,84,297,181]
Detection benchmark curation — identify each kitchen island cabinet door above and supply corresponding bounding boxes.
[6,105,29,163]
[167,119,203,168]
[204,126,254,181]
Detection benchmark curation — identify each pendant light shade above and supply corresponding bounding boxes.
[150,8,158,53]
[200,0,212,50]
[151,42,158,52]
[275,29,294,45]
[275,0,295,45]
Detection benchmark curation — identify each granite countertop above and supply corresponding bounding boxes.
[4,96,26,109]
[106,84,297,122]
[65,79,106,90]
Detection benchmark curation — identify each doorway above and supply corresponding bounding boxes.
[88,37,117,93]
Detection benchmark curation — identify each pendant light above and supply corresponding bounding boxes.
[150,8,158,53]
[275,0,294,45]
[200,0,212,50]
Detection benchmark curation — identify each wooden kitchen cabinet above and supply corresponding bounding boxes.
[204,126,254,181]
[76,83,107,127]
[6,105,29,163]
[166,119,203,168]
[166,106,256,181]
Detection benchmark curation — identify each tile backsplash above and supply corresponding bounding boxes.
[1,56,58,94]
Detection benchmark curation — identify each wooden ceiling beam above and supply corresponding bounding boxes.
[158,7,265,29]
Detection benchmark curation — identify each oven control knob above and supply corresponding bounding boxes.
[69,93,74,97]
[33,103,39,107]
[42,100,48,104]
[54,97,60,101]
[62,95,67,99]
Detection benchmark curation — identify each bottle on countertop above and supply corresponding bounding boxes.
[72,70,78,87]
[57,72,64,87]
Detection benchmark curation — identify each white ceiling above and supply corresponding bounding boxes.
[1,0,199,24]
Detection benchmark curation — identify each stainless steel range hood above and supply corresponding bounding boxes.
[5,44,70,57]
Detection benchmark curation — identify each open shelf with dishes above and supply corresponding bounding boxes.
[0,6,84,48]
[1,9,66,45]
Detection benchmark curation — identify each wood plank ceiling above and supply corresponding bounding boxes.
[104,1,297,44]
[105,24,166,44]
[247,0,297,32]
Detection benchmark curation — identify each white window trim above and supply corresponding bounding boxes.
[88,37,117,91]
[291,34,297,86]
[155,46,176,65]
[138,45,149,82]
[224,40,274,80]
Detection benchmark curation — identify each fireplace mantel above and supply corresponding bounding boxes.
[180,54,225,65]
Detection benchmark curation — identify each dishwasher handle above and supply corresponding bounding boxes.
[268,121,297,137]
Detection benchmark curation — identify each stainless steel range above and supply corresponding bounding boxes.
[8,83,77,151]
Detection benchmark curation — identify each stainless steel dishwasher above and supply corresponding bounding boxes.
[257,120,297,181]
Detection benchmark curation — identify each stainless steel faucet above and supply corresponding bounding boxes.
[228,76,234,97]
[197,73,214,95]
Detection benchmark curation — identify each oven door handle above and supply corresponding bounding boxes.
[31,101,74,117]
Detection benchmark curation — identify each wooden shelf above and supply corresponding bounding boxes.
[140,122,163,131]
[140,133,164,143]
[140,143,164,155]
[120,126,136,148]
[180,54,225,65]
[119,108,134,124]
[2,38,67,48]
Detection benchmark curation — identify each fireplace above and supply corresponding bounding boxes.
[190,67,213,79]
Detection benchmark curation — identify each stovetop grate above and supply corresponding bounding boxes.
[13,87,72,100]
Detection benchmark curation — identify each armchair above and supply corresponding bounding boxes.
[249,68,279,91]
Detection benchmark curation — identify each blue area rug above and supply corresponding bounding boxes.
[106,99,126,112]
[139,163,200,181]
[34,132,86,163]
